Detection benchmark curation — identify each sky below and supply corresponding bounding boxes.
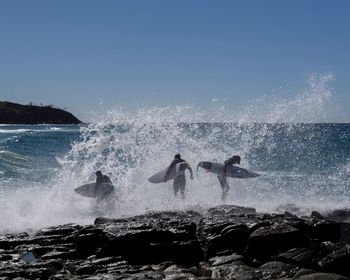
[0,0,349,122]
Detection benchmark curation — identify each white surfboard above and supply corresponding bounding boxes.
[74,182,115,198]
[148,162,188,184]
[197,161,260,178]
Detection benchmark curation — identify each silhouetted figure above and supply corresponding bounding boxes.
[217,155,241,201]
[165,154,193,199]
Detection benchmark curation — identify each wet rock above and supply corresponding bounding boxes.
[311,211,325,220]
[276,203,309,217]
[75,226,109,258]
[310,221,341,243]
[198,262,212,278]
[94,211,203,265]
[209,253,244,266]
[325,209,350,223]
[210,261,256,279]
[0,254,14,261]
[40,250,76,260]
[293,272,350,279]
[275,247,315,268]
[197,205,258,259]
[207,204,256,216]
[75,264,97,276]
[259,261,299,278]
[163,264,197,279]
[318,244,350,276]
[205,224,249,257]
[1,205,350,279]
[245,223,310,262]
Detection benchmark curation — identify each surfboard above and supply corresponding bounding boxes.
[197,161,260,178]
[74,182,115,198]
[148,162,188,184]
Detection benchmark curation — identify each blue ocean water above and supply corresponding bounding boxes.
[0,125,80,185]
[1,120,350,233]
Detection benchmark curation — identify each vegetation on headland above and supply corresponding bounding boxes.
[0,101,81,124]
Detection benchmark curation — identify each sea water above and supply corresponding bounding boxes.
[1,74,350,233]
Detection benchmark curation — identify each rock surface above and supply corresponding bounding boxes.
[0,101,81,124]
[1,205,350,279]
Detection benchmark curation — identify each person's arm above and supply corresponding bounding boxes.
[105,176,112,184]
[187,164,194,180]
[223,160,231,176]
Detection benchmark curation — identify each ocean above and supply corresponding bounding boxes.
[0,75,348,232]
[1,113,350,233]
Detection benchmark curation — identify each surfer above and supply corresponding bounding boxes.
[218,155,241,202]
[94,170,112,198]
[165,154,193,199]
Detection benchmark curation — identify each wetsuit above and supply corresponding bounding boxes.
[96,175,112,185]
[217,158,235,201]
[168,158,187,198]
[95,174,112,199]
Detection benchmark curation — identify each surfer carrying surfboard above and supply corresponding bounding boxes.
[165,154,193,199]
[94,170,112,198]
[218,155,241,202]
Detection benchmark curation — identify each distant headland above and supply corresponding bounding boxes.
[0,101,81,124]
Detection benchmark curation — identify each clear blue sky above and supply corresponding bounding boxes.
[0,0,349,122]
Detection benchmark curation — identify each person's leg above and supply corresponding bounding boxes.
[221,182,229,202]
[173,177,180,197]
[175,175,186,199]
[173,184,179,197]
[179,183,185,199]
[218,175,229,202]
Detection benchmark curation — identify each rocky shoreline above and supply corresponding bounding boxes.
[0,101,81,124]
[1,205,350,279]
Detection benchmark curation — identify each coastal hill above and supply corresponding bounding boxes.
[0,101,81,124]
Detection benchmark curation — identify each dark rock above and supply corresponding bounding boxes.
[339,223,350,243]
[211,260,298,279]
[248,220,273,233]
[0,254,14,261]
[293,268,318,278]
[198,262,212,278]
[318,244,350,276]
[206,225,249,257]
[276,203,307,216]
[0,101,81,124]
[163,264,197,279]
[209,253,244,266]
[311,211,325,220]
[35,224,82,237]
[293,272,350,279]
[276,247,315,268]
[25,266,57,279]
[75,264,97,276]
[325,209,350,223]
[75,226,109,258]
[2,205,350,279]
[311,221,341,243]
[197,205,259,260]
[210,261,256,279]
[207,204,256,216]
[91,256,124,266]
[95,212,203,265]
[259,261,299,278]
[245,222,310,262]
[40,250,76,260]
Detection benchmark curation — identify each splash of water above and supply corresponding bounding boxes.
[1,73,349,233]
[239,73,335,123]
